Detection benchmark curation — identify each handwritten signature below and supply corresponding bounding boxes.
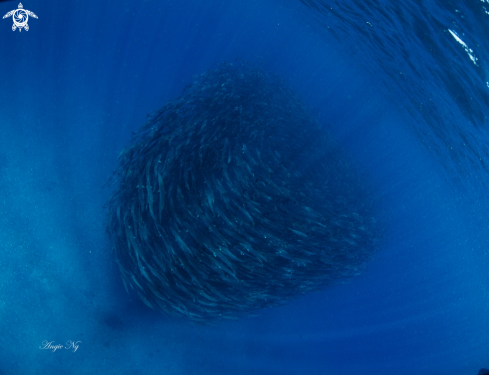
[39,340,81,353]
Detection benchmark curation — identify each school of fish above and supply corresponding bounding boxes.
[105,62,379,322]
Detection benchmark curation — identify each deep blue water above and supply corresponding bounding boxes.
[0,0,488,374]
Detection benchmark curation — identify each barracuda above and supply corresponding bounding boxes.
[105,62,379,322]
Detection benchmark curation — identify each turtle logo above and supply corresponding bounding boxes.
[3,3,38,32]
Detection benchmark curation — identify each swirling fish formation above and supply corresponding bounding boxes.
[105,62,378,322]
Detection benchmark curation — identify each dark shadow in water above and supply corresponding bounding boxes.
[101,312,126,332]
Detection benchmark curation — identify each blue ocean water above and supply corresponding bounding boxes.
[0,0,488,374]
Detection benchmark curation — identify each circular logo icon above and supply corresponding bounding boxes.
[13,8,28,29]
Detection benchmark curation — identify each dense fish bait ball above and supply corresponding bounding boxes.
[106,62,378,322]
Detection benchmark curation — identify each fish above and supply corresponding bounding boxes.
[170,226,192,255]
[157,173,165,220]
[105,62,378,322]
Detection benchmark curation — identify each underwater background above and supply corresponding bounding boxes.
[0,0,488,374]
